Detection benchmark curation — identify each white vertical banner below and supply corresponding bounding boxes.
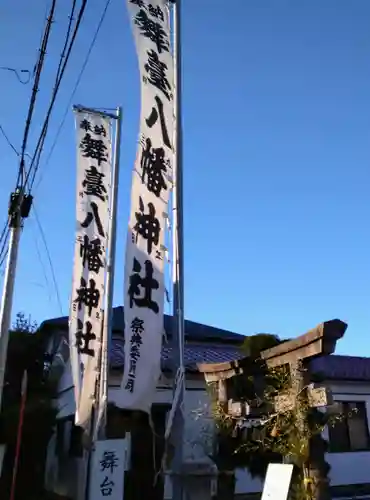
[69,109,113,430]
[121,0,174,409]
[89,440,127,500]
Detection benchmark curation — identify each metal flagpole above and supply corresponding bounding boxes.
[100,106,122,439]
[171,0,186,499]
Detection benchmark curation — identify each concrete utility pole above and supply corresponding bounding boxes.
[0,189,32,477]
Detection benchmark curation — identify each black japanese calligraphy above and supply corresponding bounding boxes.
[130,0,145,6]
[155,249,162,260]
[130,0,164,21]
[145,95,171,149]
[80,119,92,132]
[125,378,135,393]
[134,197,160,254]
[144,49,171,100]
[80,201,105,237]
[80,118,107,137]
[100,451,118,474]
[82,165,107,201]
[79,235,104,274]
[140,138,168,198]
[75,319,96,357]
[148,4,164,22]
[130,332,143,348]
[100,476,114,496]
[128,258,159,313]
[130,318,144,347]
[131,317,145,335]
[125,316,145,393]
[80,133,108,166]
[134,10,169,54]
[129,358,137,375]
[74,277,100,317]
[130,344,141,361]
[93,124,107,137]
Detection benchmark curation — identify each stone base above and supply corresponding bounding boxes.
[167,461,218,500]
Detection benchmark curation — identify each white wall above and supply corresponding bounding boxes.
[325,382,370,487]
[47,339,370,497]
[235,380,370,494]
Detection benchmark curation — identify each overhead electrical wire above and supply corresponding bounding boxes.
[0,0,80,272]
[32,204,64,316]
[0,228,10,270]
[0,67,31,85]
[0,124,19,157]
[18,0,57,188]
[29,0,79,186]
[0,0,57,273]
[0,0,88,297]
[33,0,112,193]
[25,0,88,193]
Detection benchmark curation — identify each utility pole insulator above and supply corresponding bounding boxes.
[7,191,33,228]
[8,191,21,218]
[20,195,33,219]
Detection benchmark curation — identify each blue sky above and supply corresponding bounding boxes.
[0,0,370,356]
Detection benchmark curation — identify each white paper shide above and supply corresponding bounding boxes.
[69,110,113,430]
[89,440,126,500]
[122,0,174,410]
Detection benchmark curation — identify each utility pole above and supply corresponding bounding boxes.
[9,370,28,500]
[0,189,32,477]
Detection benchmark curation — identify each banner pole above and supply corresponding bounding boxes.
[171,0,186,499]
[98,106,122,440]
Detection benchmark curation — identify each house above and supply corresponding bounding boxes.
[40,308,370,499]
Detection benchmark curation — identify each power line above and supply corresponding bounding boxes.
[34,0,113,192]
[55,0,78,84]
[0,67,31,85]
[32,204,64,316]
[0,2,57,275]
[28,0,79,189]
[0,227,10,270]
[19,0,57,187]
[26,0,89,193]
[0,125,19,157]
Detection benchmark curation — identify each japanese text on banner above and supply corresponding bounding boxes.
[89,440,126,500]
[121,0,174,410]
[69,111,113,430]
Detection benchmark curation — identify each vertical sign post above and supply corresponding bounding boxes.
[89,440,126,500]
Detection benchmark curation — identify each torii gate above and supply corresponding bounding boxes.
[198,319,347,500]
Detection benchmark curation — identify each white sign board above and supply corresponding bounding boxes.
[261,463,293,500]
[89,439,127,500]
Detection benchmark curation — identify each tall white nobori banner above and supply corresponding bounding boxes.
[121,0,174,410]
[69,109,113,430]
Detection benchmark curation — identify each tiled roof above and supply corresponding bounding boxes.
[111,335,370,381]
[311,355,370,382]
[110,335,244,371]
[40,307,370,382]
[40,306,245,344]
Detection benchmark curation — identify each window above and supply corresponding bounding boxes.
[328,401,370,452]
